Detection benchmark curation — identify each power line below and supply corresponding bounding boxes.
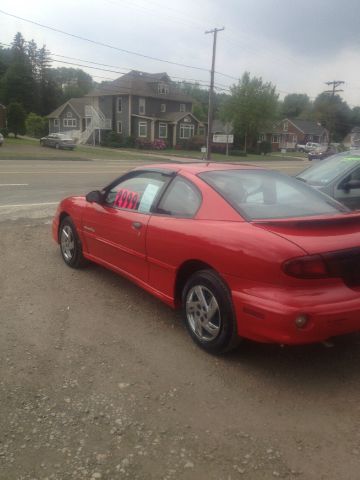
[0,8,211,73]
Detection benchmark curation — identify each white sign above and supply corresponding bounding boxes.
[213,134,234,143]
[138,184,160,213]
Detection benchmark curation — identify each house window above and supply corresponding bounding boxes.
[117,97,122,113]
[139,98,146,115]
[283,121,288,132]
[54,119,59,127]
[158,83,169,95]
[180,123,194,139]
[180,104,186,112]
[66,111,73,118]
[139,121,147,137]
[63,118,77,127]
[198,126,205,136]
[159,123,168,138]
[161,103,166,113]
[259,134,265,141]
[272,134,280,143]
[117,121,122,134]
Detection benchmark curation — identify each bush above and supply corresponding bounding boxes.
[25,112,48,138]
[258,140,272,155]
[7,102,26,137]
[123,135,136,148]
[135,138,167,150]
[101,131,123,148]
[177,135,206,151]
[0,127,9,137]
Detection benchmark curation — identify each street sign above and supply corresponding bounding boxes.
[213,134,234,143]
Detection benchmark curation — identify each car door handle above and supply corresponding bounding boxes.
[132,221,142,230]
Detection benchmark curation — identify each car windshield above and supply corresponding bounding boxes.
[297,151,360,186]
[199,169,347,220]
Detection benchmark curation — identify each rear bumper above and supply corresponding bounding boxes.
[228,281,360,344]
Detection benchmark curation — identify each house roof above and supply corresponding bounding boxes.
[271,118,328,135]
[87,70,194,103]
[133,111,202,124]
[47,97,89,118]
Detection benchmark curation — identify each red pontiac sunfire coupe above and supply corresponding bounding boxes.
[53,163,360,353]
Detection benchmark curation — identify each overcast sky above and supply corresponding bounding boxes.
[1,0,360,106]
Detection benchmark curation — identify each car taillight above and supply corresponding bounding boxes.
[284,248,360,284]
[283,255,328,279]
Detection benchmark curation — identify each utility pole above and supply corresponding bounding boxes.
[324,80,345,145]
[205,27,224,161]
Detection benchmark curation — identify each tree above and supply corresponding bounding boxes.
[1,33,37,112]
[7,102,26,137]
[282,93,310,118]
[25,112,47,138]
[312,92,352,142]
[222,72,278,152]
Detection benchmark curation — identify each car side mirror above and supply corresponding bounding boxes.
[342,179,360,191]
[86,190,103,203]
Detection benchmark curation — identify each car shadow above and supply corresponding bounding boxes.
[79,262,360,385]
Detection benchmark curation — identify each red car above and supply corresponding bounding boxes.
[53,163,360,353]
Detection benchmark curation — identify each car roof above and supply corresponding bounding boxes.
[134,162,263,175]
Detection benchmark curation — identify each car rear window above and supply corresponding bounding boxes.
[199,169,346,220]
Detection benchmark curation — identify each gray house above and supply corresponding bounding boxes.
[47,71,203,146]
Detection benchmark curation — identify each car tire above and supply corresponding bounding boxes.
[59,216,87,268]
[182,269,240,354]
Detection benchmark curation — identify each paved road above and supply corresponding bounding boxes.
[0,157,308,221]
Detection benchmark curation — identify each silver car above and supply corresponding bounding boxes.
[296,150,360,210]
[0,133,4,146]
[40,133,76,150]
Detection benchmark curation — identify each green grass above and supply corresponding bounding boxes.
[0,136,308,163]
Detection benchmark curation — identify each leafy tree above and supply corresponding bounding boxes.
[7,102,26,137]
[351,107,360,128]
[222,72,278,152]
[25,112,47,138]
[282,93,310,118]
[52,67,93,102]
[312,92,352,142]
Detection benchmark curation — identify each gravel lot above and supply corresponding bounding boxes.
[1,155,360,480]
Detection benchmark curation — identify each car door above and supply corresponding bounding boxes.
[146,175,202,298]
[333,165,360,210]
[82,170,172,282]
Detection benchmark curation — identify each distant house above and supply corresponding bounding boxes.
[0,104,6,129]
[47,70,204,146]
[260,118,329,151]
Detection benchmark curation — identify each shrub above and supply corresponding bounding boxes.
[135,138,167,150]
[101,131,123,148]
[7,102,26,137]
[123,135,136,148]
[0,127,9,137]
[258,140,272,155]
[25,113,48,138]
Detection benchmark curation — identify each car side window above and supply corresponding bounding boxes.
[156,176,201,217]
[104,172,168,213]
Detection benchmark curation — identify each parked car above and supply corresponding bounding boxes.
[308,145,338,161]
[40,133,76,150]
[53,162,360,353]
[297,150,360,210]
[297,142,320,153]
[0,133,3,146]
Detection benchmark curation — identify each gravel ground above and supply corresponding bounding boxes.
[1,218,360,480]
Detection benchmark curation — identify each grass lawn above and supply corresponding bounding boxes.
[0,136,308,163]
[0,137,167,162]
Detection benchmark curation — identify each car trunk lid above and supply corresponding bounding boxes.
[255,213,360,286]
